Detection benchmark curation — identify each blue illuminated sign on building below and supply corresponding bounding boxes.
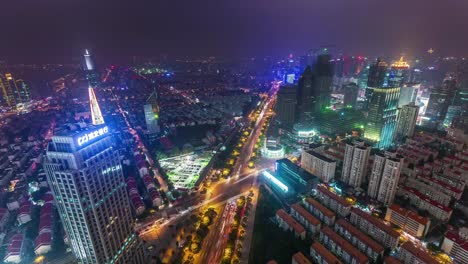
[76,126,109,147]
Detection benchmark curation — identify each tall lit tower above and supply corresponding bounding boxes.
[143,88,160,134]
[0,73,30,108]
[89,87,105,125]
[0,74,16,107]
[44,124,146,263]
[83,49,99,87]
[389,57,410,87]
[364,59,400,149]
[84,49,95,71]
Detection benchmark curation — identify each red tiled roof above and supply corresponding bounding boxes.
[402,186,452,213]
[321,227,368,264]
[304,198,335,218]
[445,230,468,251]
[417,174,463,194]
[276,209,305,234]
[384,256,401,264]
[401,242,438,264]
[335,218,384,253]
[6,234,23,257]
[311,242,342,264]
[292,252,311,264]
[0,208,8,219]
[351,208,399,238]
[291,203,320,226]
[35,231,52,250]
[149,188,160,199]
[18,201,31,216]
[317,185,351,208]
[388,204,429,225]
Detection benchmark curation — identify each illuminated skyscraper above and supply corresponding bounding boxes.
[364,59,388,111]
[313,54,333,112]
[297,52,334,119]
[84,49,95,71]
[364,59,400,149]
[45,124,146,264]
[367,151,403,206]
[395,102,419,140]
[0,73,30,108]
[83,50,99,87]
[144,88,160,134]
[365,86,400,149]
[0,74,16,107]
[388,57,410,87]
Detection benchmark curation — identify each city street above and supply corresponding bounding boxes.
[134,81,279,264]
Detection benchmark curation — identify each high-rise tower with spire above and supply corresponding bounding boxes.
[83,49,105,125]
[83,49,99,87]
[88,86,105,125]
[42,50,146,264]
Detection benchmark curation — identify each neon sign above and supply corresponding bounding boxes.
[263,171,288,193]
[298,130,316,137]
[77,126,109,147]
[102,165,121,175]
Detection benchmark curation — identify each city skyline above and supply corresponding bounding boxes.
[0,2,467,264]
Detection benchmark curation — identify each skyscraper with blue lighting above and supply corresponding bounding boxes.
[45,124,146,264]
[44,73,145,263]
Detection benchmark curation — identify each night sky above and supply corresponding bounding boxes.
[3,0,468,63]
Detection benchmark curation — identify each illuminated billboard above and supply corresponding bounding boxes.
[76,126,109,147]
[263,171,288,193]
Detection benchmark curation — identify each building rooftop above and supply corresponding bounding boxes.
[402,186,452,213]
[351,208,400,238]
[317,185,351,208]
[276,158,320,183]
[305,149,336,163]
[292,252,312,264]
[418,174,463,194]
[276,209,305,234]
[388,204,429,225]
[384,256,402,264]
[5,234,23,258]
[291,203,320,226]
[335,218,384,253]
[401,242,438,264]
[304,197,336,218]
[311,242,343,264]
[445,230,468,251]
[35,231,52,250]
[321,226,368,264]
